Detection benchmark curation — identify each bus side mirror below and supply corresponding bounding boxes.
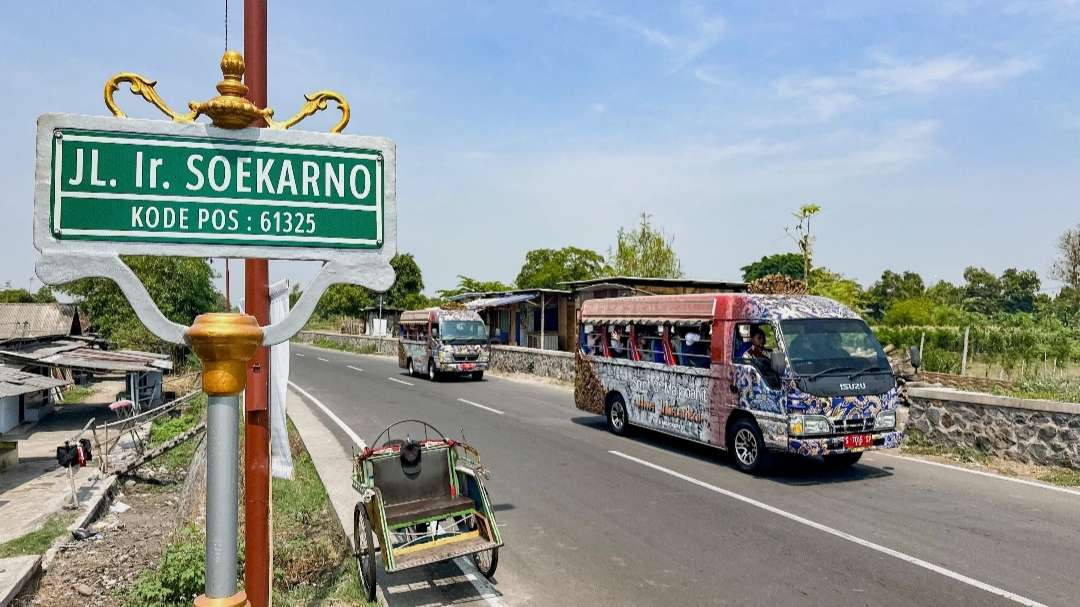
[769,351,788,375]
[909,346,922,371]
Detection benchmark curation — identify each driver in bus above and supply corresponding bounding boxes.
[737,325,771,361]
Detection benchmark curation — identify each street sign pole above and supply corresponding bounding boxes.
[242,2,272,605]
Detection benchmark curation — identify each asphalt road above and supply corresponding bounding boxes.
[289,343,1079,607]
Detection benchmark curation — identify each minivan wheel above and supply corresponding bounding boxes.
[729,419,770,473]
[428,359,440,382]
[406,358,415,376]
[606,394,629,436]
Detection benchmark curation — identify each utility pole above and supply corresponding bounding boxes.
[243,1,272,605]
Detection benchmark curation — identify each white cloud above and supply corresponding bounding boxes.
[591,102,607,114]
[774,53,1038,121]
[566,3,725,69]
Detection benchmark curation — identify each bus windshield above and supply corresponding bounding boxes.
[779,319,889,377]
[439,320,487,344]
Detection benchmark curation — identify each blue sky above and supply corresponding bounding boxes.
[2,1,1078,299]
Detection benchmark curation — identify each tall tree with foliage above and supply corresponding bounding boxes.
[961,266,1002,315]
[999,268,1041,314]
[807,267,864,310]
[1051,224,1080,291]
[515,247,608,289]
[59,256,222,352]
[785,204,821,287]
[740,253,805,282]
[866,270,925,319]
[385,253,425,308]
[0,286,57,303]
[610,213,683,278]
[436,276,515,300]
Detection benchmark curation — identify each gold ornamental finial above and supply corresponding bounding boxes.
[103,51,350,132]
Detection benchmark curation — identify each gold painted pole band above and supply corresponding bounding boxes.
[186,313,263,396]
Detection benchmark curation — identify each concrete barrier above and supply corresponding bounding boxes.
[907,385,1080,470]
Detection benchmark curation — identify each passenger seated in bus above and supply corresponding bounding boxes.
[737,326,771,361]
[677,331,710,368]
[635,327,666,363]
[610,327,627,358]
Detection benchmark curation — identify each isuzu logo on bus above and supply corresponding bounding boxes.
[839,382,867,391]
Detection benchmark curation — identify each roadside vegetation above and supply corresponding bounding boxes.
[901,428,990,465]
[0,512,76,558]
[59,385,94,405]
[311,337,379,355]
[148,395,207,474]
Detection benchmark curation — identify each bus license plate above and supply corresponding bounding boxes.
[843,434,873,449]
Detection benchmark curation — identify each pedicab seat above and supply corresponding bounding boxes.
[370,442,475,527]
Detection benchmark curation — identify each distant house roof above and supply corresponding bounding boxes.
[465,293,537,310]
[0,304,81,342]
[447,288,571,303]
[0,340,172,373]
[561,276,746,293]
[0,366,69,398]
[358,306,405,313]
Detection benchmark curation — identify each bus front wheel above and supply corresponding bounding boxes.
[729,418,770,473]
[428,360,441,382]
[606,394,628,436]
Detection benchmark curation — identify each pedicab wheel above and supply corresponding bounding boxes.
[428,360,441,382]
[353,503,376,602]
[606,394,629,436]
[472,545,499,578]
[729,418,770,474]
[824,452,863,467]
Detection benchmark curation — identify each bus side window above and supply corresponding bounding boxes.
[732,322,778,362]
[672,323,711,368]
[609,325,629,358]
[632,324,666,364]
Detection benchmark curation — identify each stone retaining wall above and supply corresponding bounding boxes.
[296,331,575,383]
[907,386,1080,470]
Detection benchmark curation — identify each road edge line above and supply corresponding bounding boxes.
[609,450,1048,607]
[287,381,366,449]
[869,452,1080,497]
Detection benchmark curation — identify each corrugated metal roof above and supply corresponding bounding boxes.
[465,293,536,310]
[0,367,69,398]
[0,304,79,341]
[0,339,171,373]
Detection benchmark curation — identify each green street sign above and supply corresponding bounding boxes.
[35,114,396,261]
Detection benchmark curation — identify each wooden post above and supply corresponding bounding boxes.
[540,292,546,350]
[961,327,970,376]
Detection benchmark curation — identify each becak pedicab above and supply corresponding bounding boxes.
[352,419,502,601]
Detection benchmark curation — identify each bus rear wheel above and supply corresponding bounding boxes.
[729,418,770,473]
[428,359,441,382]
[606,394,628,436]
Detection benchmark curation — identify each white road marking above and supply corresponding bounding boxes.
[610,450,1048,607]
[346,365,364,372]
[287,381,366,448]
[317,357,330,362]
[869,452,1080,498]
[387,377,414,386]
[457,398,505,415]
[295,353,305,357]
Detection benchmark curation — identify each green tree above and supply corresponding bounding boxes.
[314,284,372,319]
[288,284,302,309]
[436,276,515,299]
[882,297,934,326]
[611,213,683,278]
[925,280,963,306]
[515,247,608,289]
[59,257,221,352]
[0,286,57,303]
[961,266,1002,315]
[807,267,863,310]
[1051,224,1080,290]
[385,253,425,308]
[785,204,821,286]
[866,270,925,319]
[999,268,1041,314]
[740,253,805,282]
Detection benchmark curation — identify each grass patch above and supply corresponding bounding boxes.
[1002,377,1080,404]
[271,420,374,604]
[0,512,76,557]
[312,337,379,355]
[1038,467,1080,487]
[59,386,94,405]
[147,395,206,474]
[126,524,214,607]
[901,428,991,465]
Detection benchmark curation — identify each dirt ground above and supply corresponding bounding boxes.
[15,473,183,607]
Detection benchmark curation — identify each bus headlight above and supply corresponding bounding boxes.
[874,411,896,430]
[789,415,830,436]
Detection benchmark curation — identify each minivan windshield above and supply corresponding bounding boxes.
[439,320,487,344]
[779,319,889,377]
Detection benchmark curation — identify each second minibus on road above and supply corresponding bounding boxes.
[575,293,906,472]
[399,308,491,381]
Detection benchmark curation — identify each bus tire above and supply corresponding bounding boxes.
[605,394,629,436]
[406,358,415,376]
[428,359,441,382]
[729,418,770,473]
[824,452,862,467]
[472,371,484,381]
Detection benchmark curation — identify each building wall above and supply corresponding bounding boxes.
[907,386,1080,470]
[0,395,21,434]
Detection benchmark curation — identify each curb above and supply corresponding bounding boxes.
[0,556,42,607]
[42,473,119,571]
